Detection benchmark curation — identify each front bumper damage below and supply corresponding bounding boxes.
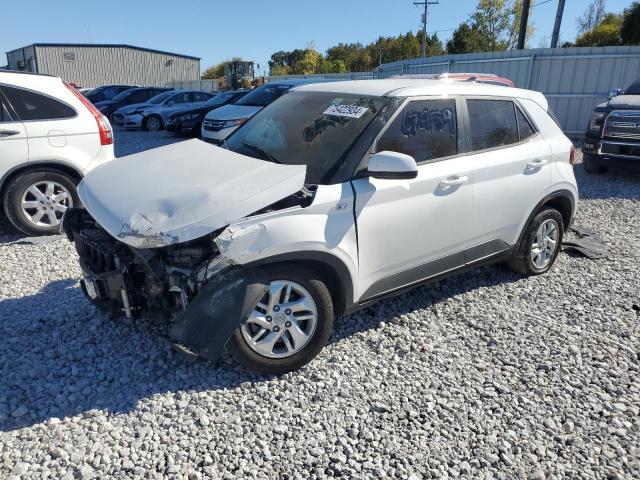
[62,208,268,361]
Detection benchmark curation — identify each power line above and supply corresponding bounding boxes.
[413,0,439,57]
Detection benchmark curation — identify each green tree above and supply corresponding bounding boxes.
[575,13,622,46]
[446,22,486,53]
[576,0,607,34]
[621,2,640,45]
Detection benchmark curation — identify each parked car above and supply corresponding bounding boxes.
[582,78,640,173]
[395,72,515,87]
[0,71,114,235]
[201,79,332,144]
[166,90,249,136]
[94,87,172,121]
[112,90,215,131]
[84,84,137,104]
[63,78,577,373]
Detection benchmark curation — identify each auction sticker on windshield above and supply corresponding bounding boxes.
[324,104,369,118]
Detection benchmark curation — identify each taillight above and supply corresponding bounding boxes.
[569,145,576,165]
[64,82,113,146]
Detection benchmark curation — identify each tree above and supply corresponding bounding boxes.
[575,13,622,47]
[446,22,486,53]
[621,2,640,45]
[576,0,607,34]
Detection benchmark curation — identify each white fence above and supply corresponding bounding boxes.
[267,46,640,138]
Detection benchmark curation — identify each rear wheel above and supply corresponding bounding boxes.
[583,153,607,174]
[3,170,79,236]
[507,208,564,276]
[228,264,334,374]
[143,114,163,131]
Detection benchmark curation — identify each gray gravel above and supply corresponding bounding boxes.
[0,136,639,479]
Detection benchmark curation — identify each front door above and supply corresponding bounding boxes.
[352,97,476,301]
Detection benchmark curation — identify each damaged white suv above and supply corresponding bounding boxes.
[63,79,578,374]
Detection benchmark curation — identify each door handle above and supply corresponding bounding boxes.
[439,175,468,187]
[526,159,548,169]
[0,129,20,137]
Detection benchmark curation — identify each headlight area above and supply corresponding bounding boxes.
[588,111,606,133]
[223,118,247,129]
[178,113,201,122]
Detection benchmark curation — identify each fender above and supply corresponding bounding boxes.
[0,159,84,194]
[516,189,576,246]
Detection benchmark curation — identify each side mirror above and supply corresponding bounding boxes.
[608,88,622,99]
[366,151,418,180]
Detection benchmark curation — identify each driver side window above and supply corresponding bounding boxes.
[376,99,458,163]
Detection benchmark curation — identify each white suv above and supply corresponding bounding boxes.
[63,79,578,374]
[0,72,114,235]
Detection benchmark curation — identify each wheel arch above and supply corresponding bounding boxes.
[243,251,355,317]
[517,189,576,245]
[0,160,83,203]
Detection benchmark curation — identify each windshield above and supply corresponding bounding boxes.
[111,89,137,101]
[235,84,292,107]
[205,91,237,106]
[625,79,640,95]
[227,91,388,184]
[148,91,174,104]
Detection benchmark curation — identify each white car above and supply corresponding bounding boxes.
[63,79,578,373]
[0,71,114,235]
[112,90,214,131]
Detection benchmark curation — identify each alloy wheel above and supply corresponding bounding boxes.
[20,181,73,228]
[530,218,559,269]
[240,280,318,359]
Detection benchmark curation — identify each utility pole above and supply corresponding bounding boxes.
[517,0,531,49]
[414,0,439,57]
[550,0,566,48]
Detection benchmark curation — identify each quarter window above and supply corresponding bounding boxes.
[516,107,536,141]
[0,97,12,122]
[2,86,75,121]
[467,99,518,151]
[376,99,457,162]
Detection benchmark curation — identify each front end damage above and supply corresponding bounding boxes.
[63,208,270,360]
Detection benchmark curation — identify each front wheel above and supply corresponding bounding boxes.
[228,264,334,374]
[2,170,79,236]
[143,114,163,131]
[507,208,564,276]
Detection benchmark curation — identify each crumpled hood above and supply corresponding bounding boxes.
[78,139,306,248]
[204,104,262,121]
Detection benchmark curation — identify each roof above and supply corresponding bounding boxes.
[268,77,339,86]
[293,79,547,105]
[6,43,200,61]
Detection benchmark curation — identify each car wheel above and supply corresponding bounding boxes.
[143,115,163,131]
[228,264,334,374]
[583,153,607,174]
[3,169,79,236]
[507,208,564,276]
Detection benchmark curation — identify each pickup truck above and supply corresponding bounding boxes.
[582,79,640,174]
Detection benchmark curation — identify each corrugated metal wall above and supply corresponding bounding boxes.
[34,46,200,88]
[266,46,640,137]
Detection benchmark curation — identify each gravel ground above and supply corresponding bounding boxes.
[0,135,639,479]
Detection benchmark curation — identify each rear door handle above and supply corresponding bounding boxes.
[439,175,468,187]
[526,159,548,169]
[0,129,20,137]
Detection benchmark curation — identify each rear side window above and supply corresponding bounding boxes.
[376,99,457,163]
[0,95,12,122]
[2,86,75,121]
[192,92,211,102]
[128,90,150,103]
[516,107,536,141]
[467,99,518,151]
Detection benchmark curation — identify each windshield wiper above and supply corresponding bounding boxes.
[241,142,281,163]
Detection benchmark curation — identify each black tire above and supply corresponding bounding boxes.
[507,208,564,276]
[2,169,79,236]
[143,114,163,131]
[583,152,607,174]
[228,264,334,374]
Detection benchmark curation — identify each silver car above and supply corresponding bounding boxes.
[113,90,215,131]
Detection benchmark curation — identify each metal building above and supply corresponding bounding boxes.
[5,43,200,88]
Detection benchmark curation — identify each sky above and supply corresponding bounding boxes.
[1,0,634,75]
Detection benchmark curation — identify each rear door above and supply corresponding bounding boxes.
[0,88,29,176]
[352,97,476,300]
[462,97,552,249]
